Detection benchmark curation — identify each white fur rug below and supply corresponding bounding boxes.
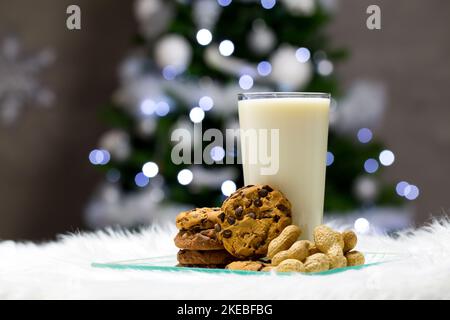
[1,219,450,300]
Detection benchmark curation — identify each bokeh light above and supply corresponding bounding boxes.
[89,149,110,165]
[219,40,235,56]
[140,99,156,115]
[295,47,311,63]
[177,169,193,185]
[155,101,170,116]
[162,65,177,80]
[379,150,395,166]
[135,172,149,187]
[221,180,237,196]
[357,128,373,143]
[257,61,272,76]
[396,181,409,196]
[404,185,420,200]
[354,218,370,234]
[189,107,205,123]
[326,151,334,166]
[199,96,214,111]
[142,161,159,178]
[364,158,379,174]
[239,74,254,90]
[217,0,232,7]
[317,59,334,76]
[261,0,276,9]
[196,29,212,46]
[210,146,226,162]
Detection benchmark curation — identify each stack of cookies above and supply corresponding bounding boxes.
[174,207,237,268]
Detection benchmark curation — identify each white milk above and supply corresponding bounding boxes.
[238,95,330,240]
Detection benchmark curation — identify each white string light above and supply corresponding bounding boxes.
[221,180,236,196]
[178,169,193,185]
[199,96,214,111]
[354,218,370,234]
[219,40,235,56]
[140,99,156,115]
[295,47,311,63]
[239,74,254,90]
[196,29,212,46]
[189,107,205,123]
[379,150,395,166]
[317,59,333,76]
[142,161,159,178]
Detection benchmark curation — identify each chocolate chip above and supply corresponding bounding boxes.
[263,185,273,192]
[258,189,268,197]
[222,230,232,238]
[245,199,253,208]
[235,206,243,218]
[227,216,235,225]
[247,212,256,219]
[273,215,280,222]
[254,198,263,207]
[214,223,221,232]
[218,212,225,222]
[276,204,288,212]
[253,241,261,249]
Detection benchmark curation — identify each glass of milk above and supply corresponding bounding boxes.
[238,92,330,240]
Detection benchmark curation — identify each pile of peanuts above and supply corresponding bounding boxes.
[263,224,365,273]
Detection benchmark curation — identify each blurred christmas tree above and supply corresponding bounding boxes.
[86,0,404,228]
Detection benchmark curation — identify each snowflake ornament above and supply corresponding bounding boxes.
[0,36,55,125]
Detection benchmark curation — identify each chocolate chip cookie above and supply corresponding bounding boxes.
[177,249,236,265]
[218,184,292,258]
[174,229,223,250]
[176,207,222,231]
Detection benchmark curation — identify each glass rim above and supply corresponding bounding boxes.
[238,92,330,100]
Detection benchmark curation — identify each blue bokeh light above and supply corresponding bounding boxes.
[257,61,272,76]
[89,149,110,165]
[217,0,232,6]
[135,172,150,187]
[155,101,170,116]
[295,47,311,63]
[404,185,420,200]
[364,158,379,174]
[162,65,178,80]
[210,146,226,162]
[261,0,276,9]
[326,151,334,166]
[199,96,214,111]
[396,181,409,196]
[357,128,373,143]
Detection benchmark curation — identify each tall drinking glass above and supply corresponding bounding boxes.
[238,92,330,240]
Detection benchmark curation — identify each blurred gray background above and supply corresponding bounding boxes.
[0,0,449,240]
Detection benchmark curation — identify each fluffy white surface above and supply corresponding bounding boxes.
[1,219,450,300]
